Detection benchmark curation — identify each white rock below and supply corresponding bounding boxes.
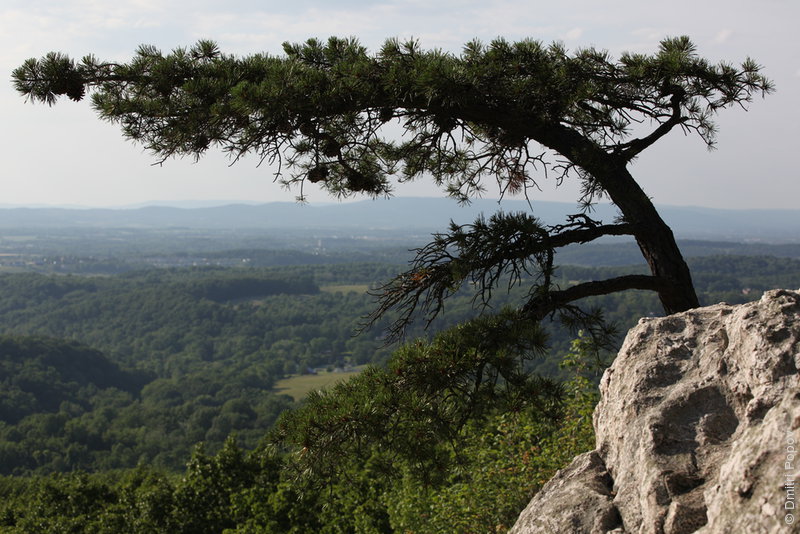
[511,289,800,534]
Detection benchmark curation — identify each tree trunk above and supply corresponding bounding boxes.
[596,163,700,315]
[541,124,700,315]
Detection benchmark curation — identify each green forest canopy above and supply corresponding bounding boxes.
[0,253,797,531]
[0,256,796,476]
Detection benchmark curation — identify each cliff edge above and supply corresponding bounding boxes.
[510,289,800,534]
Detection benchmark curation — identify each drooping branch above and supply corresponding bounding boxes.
[366,211,636,341]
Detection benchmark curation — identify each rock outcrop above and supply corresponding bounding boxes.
[510,289,800,534]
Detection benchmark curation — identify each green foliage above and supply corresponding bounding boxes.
[0,266,397,474]
[0,438,388,534]
[0,336,143,422]
[0,267,394,375]
[272,311,561,482]
[0,256,793,531]
[0,331,296,475]
[384,332,599,533]
[0,256,796,477]
[0,333,601,533]
[13,36,771,193]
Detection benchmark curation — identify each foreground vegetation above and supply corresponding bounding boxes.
[0,337,599,533]
[0,254,797,531]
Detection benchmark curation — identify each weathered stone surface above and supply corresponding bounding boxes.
[507,451,621,534]
[511,289,800,533]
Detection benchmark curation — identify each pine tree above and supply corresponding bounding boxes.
[12,36,772,336]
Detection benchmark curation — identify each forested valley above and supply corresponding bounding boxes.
[0,229,799,531]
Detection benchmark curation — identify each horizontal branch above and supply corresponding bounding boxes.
[522,274,671,320]
[548,222,633,248]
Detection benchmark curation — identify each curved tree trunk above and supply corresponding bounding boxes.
[592,161,700,314]
[543,125,701,315]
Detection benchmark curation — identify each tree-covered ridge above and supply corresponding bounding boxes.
[0,255,796,529]
[0,262,509,475]
[0,333,293,475]
[0,267,377,373]
[0,266,388,474]
[0,336,145,425]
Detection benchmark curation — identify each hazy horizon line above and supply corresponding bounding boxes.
[1,196,798,213]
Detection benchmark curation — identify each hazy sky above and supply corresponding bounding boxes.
[1,0,798,208]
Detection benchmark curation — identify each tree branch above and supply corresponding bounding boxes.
[365,214,636,341]
[617,88,686,161]
[522,274,671,321]
[547,221,634,248]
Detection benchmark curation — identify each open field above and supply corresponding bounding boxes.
[273,368,364,401]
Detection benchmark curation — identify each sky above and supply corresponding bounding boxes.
[1,0,798,209]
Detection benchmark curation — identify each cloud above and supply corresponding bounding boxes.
[713,29,733,44]
[564,27,583,40]
[631,27,670,42]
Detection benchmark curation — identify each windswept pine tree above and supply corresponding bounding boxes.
[12,36,771,335]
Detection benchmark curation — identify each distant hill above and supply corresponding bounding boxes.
[0,198,797,243]
[0,335,146,425]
